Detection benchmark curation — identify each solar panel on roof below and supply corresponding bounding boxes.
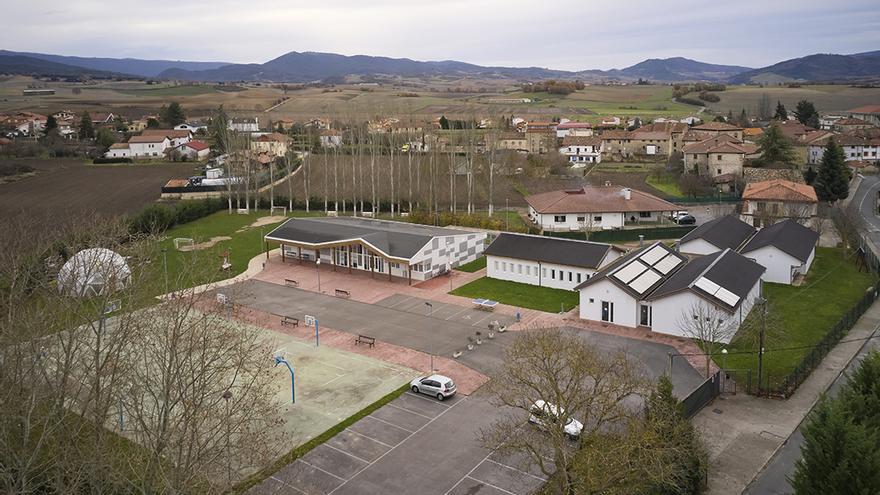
[612,260,649,284]
[694,277,721,295]
[715,287,740,307]
[654,254,683,274]
[629,270,662,294]
[639,245,668,265]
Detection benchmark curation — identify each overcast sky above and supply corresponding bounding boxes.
[3,0,878,70]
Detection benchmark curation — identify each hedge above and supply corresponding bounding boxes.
[127,198,227,235]
[546,226,695,243]
[93,157,133,164]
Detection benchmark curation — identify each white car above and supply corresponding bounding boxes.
[670,210,690,221]
[528,400,583,440]
[410,374,456,401]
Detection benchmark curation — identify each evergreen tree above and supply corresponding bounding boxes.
[160,102,186,127]
[727,109,734,122]
[803,166,817,185]
[78,111,95,140]
[838,350,880,431]
[95,128,117,150]
[146,118,160,129]
[43,114,58,135]
[813,137,850,202]
[794,100,820,129]
[439,115,449,130]
[774,101,788,121]
[791,398,880,494]
[757,122,797,166]
[739,109,749,127]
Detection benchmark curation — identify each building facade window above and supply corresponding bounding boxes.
[554,215,566,223]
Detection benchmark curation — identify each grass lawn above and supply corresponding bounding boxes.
[645,173,684,197]
[724,248,877,388]
[456,256,486,273]
[450,276,578,313]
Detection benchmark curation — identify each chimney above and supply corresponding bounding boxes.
[623,188,632,200]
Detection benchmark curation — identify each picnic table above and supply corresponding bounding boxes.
[472,298,499,311]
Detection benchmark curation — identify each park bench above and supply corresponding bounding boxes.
[335,288,351,299]
[280,315,299,327]
[355,334,376,348]
[284,279,299,288]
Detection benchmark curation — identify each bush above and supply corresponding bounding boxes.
[127,198,226,235]
[93,157,133,164]
[0,163,35,177]
[677,97,704,106]
[698,91,721,103]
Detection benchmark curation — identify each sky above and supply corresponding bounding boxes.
[3,0,879,70]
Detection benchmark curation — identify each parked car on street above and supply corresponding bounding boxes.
[676,214,696,225]
[669,211,690,221]
[528,400,583,440]
[410,374,457,401]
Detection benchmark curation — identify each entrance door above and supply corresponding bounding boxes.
[374,257,384,273]
[639,304,652,327]
[601,301,614,322]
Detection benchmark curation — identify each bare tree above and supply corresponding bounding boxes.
[480,328,648,495]
[831,205,865,254]
[676,302,737,377]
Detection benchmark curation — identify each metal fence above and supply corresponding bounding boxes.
[681,370,722,418]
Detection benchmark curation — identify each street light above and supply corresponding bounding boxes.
[222,390,233,486]
[274,356,295,403]
[425,302,434,373]
[505,198,509,230]
[161,248,168,294]
[316,258,322,292]
[755,296,767,394]
[721,348,728,371]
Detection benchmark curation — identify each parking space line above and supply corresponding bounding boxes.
[470,313,493,327]
[464,476,517,495]
[444,306,471,320]
[445,449,496,495]
[297,459,347,482]
[344,428,394,448]
[270,475,309,495]
[366,415,415,433]
[329,397,469,494]
[322,442,371,464]
[385,402,435,420]
[403,391,452,407]
[384,295,415,309]
[484,458,548,482]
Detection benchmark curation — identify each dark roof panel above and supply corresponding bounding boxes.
[679,215,756,251]
[484,233,618,269]
[740,219,819,262]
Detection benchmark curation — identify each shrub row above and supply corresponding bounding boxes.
[547,226,695,243]
[128,198,227,235]
[93,157,133,164]
[407,210,528,232]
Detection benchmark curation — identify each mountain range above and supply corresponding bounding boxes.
[1,49,878,84]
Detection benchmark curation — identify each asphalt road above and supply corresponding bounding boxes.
[743,176,880,495]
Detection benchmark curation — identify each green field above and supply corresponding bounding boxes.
[450,276,578,313]
[645,173,685,196]
[703,84,880,115]
[456,256,487,273]
[115,85,220,97]
[724,248,876,388]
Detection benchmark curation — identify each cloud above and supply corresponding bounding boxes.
[1,0,878,69]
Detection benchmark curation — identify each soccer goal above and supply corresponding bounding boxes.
[173,237,195,251]
[270,206,288,216]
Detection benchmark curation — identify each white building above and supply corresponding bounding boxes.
[556,121,593,139]
[677,215,756,256]
[525,184,679,232]
[320,129,343,148]
[126,135,170,158]
[174,140,211,161]
[104,143,131,158]
[577,242,764,342]
[484,233,623,291]
[229,117,259,133]
[559,136,603,166]
[175,122,208,133]
[141,129,192,147]
[265,217,486,283]
[808,135,880,164]
[739,219,818,285]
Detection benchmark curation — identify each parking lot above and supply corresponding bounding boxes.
[375,294,516,331]
[251,392,548,495]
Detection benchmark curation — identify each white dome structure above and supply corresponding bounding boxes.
[57,248,131,297]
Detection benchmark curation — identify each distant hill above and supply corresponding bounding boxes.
[608,57,751,82]
[729,51,880,83]
[0,50,230,78]
[0,52,121,78]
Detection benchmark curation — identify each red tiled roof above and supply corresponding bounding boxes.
[562,135,602,146]
[526,185,678,214]
[128,135,168,143]
[742,179,818,203]
[142,129,191,138]
[185,140,209,151]
[556,122,593,130]
[848,105,880,114]
[255,132,288,142]
[681,134,741,153]
[836,117,872,125]
[691,122,743,131]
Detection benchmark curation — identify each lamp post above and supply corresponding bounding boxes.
[505,198,509,230]
[274,356,295,403]
[161,248,168,294]
[222,390,233,487]
[316,258,322,293]
[755,297,767,394]
[721,348,728,371]
[425,302,434,373]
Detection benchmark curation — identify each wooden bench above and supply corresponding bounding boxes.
[284,279,299,288]
[280,315,299,327]
[335,288,351,299]
[355,334,375,348]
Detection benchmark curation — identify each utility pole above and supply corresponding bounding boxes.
[425,302,434,372]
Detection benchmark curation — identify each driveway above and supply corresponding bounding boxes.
[251,391,549,495]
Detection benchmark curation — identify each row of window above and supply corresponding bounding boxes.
[494,260,589,284]
[554,215,603,223]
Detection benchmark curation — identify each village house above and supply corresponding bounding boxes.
[90,113,115,126]
[689,121,743,141]
[525,122,556,154]
[778,121,835,165]
[559,135,603,166]
[484,233,623,291]
[677,215,757,257]
[682,134,757,179]
[124,135,170,158]
[808,134,880,164]
[142,129,192,147]
[576,242,764,342]
[740,179,818,227]
[525,184,679,231]
[104,143,131,159]
[833,117,876,133]
[496,132,528,152]
[847,105,880,127]
[556,121,593,138]
[640,121,689,153]
[173,140,211,161]
[739,219,819,285]
[250,132,289,157]
[229,117,259,133]
[320,129,343,148]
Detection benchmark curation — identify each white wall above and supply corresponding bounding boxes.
[678,238,721,256]
[649,281,761,344]
[578,279,638,328]
[743,245,811,285]
[487,255,597,291]
[530,210,626,231]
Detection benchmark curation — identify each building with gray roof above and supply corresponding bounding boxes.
[678,215,757,256]
[739,219,819,284]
